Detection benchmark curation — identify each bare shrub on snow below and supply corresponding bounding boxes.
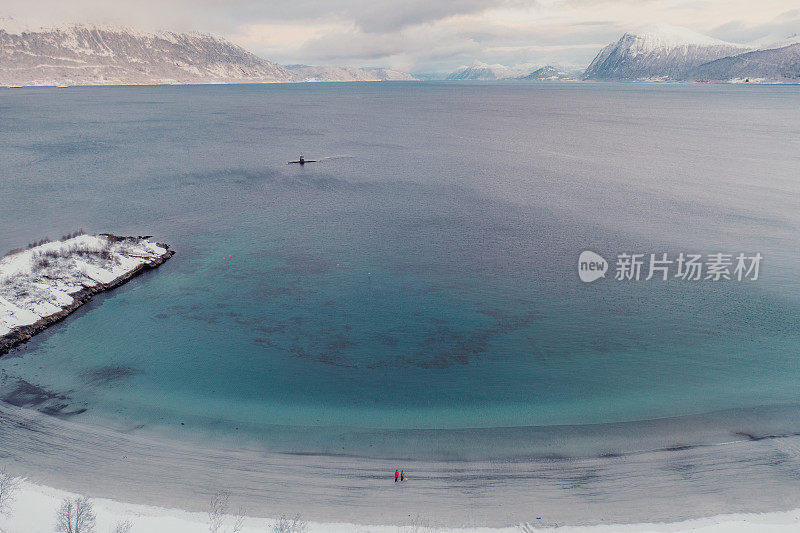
[0,468,22,520]
[59,230,85,242]
[27,237,51,249]
[270,513,307,533]
[31,254,52,272]
[3,247,25,258]
[208,490,245,533]
[55,496,96,533]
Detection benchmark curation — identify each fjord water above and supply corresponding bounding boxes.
[1,82,799,459]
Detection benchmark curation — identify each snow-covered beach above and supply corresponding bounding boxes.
[3,400,800,531]
[3,479,800,533]
[4,464,800,532]
[0,234,173,354]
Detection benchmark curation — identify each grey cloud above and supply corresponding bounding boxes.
[710,11,800,44]
[2,0,534,33]
[255,18,610,71]
[202,0,531,33]
[329,0,521,33]
[574,20,615,26]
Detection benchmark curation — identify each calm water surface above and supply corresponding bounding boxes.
[1,82,799,459]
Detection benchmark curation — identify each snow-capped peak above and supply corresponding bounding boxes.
[625,24,745,51]
[583,24,753,81]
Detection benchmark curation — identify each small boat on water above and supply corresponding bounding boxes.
[288,155,316,165]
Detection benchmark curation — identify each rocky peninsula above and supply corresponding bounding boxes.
[0,233,173,355]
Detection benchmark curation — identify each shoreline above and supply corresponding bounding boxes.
[39,399,800,463]
[4,401,800,529]
[0,234,174,356]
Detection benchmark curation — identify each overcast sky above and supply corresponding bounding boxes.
[2,1,799,72]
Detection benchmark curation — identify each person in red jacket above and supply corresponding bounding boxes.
[394,470,399,482]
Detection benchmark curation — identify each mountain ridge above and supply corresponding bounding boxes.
[0,23,416,86]
[583,25,749,80]
[686,42,800,83]
[3,22,799,86]
[582,24,800,82]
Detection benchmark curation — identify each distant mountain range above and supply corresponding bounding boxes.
[1,22,798,86]
[0,24,417,86]
[446,25,799,84]
[285,65,416,82]
[446,62,523,80]
[446,62,577,81]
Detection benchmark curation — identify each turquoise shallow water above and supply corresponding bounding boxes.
[1,82,799,458]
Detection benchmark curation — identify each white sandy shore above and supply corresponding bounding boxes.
[2,479,800,533]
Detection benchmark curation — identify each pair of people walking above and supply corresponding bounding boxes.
[394,469,406,482]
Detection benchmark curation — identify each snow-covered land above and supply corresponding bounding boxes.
[0,234,172,353]
[3,478,800,533]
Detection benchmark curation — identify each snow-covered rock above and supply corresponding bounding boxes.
[583,24,750,81]
[0,234,173,353]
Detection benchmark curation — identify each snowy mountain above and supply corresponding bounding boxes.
[583,24,749,80]
[286,65,416,82]
[446,62,522,80]
[0,24,416,86]
[517,65,575,81]
[0,24,292,86]
[686,42,800,83]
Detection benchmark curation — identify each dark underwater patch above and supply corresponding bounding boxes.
[408,310,537,369]
[0,376,86,418]
[81,365,142,386]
